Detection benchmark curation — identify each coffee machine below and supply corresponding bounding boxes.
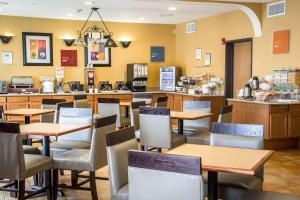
[127,63,148,92]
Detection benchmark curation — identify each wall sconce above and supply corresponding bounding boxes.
[120,41,132,48]
[63,39,75,46]
[0,35,12,44]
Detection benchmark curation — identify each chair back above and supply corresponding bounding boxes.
[218,105,233,123]
[41,99,66,123]
[0,105,4,121]
[74,95,91,108]
[183,101,211,129]
[0,122,25,180]
[133,93,152,105]
[139,106,172,149]
[98,98,121,127]
[130,101,146,131]
[128,151,204,200]
[58,108,93,142]
[106,126,138,199]
[155,96,168,108]
[55,102,74,123]
[89,115,117,170]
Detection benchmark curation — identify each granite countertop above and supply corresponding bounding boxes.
[0,91,224,97]
[227,98,300,105]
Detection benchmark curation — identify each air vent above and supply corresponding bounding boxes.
[186,22,196,33]
[267,1,286,18]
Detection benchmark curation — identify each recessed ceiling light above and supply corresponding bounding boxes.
[0,8,2,12]
[85,1,95,5]
[138,17,145,21]
[67,13,74,17]
[168,7,177,11]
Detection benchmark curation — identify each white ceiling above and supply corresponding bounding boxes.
[0,0,270,24]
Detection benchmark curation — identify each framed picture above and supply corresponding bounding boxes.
[273,30,289,54]
[61,50,77,67]
[1,51,13,65]
[195,48,202,60]
[84,37,111,67]
[22,32,53,66]
[205,53,211,66]
[151,46,165,62]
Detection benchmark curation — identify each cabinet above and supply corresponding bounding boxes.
[173,95,183,112]
[270,113,289,139]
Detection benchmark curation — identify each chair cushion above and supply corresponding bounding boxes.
[48,140,90,150]
[171,133,186,149]
[112,184,129,200]
[23,154,52,181]
[23,145,39,155]
[53,149,92,171]
[121,116,131,127]
[183,126,210,135]
[186,132,211,145]
[218,172,263,190]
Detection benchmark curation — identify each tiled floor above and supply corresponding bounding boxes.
[1,149,300,200]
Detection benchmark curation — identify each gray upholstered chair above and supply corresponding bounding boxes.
[0,105,4,122]
[128,150,205,200]
[182,101,211,145]
[106,126,138,200]
[52,115,117,200]
[130,101,146,139]
[41,99,66,123]
[98,98,130,128]
[139,106,185,152]
[218,105,233,123]
[0,128,53,200]
[210,122,264,200]
[132,93,152,105]
[155,96,168,108]
[241,190,300,200]
[74,95,91,108]
[54,102,74,124]
[0,122,39,155]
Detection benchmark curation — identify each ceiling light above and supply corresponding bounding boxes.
[85,1,95,5]
[168,7,177,11]
[0,8,2,12]
[67,13,74,17]
[0,2,9,6]
[138,17,145,21]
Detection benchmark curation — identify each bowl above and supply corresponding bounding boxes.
[264,75,274,83]
[175,87,183,91]
[260,83,273,91]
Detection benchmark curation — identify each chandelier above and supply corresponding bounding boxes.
[74,7,118,48]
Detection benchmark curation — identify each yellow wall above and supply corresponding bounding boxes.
[176,0,300,79]
[0,15,176,87]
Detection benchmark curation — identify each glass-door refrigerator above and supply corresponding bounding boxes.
[160,67,181,91]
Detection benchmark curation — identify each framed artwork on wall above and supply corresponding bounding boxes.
[151,46,165,62]
[61,50,77,67]
[273,30,290,54]
[84,37,111,67]
[22,32,53,66]
[205,53,211,66]
[1,51,13,65]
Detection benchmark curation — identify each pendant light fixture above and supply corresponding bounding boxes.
[74,7,118,48]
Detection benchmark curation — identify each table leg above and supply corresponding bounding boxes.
[24,116,32,145]
[42,136,50,188]
[178,119,184,135]
[208,171,218,200]
[24,116,30,124]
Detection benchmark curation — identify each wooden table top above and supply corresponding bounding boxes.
[4,109,55,117]
[20,123,92,137]
[170,111,213,120]
[167,144,274,175]
[120,101,131,107]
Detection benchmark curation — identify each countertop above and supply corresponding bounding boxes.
[0,91,224,97]
[227,98,300,105]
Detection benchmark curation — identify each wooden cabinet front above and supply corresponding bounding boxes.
[269,113,289,139]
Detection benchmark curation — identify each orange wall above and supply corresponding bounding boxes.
[0,15,176,87]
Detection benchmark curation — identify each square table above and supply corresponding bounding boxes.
[120,101,151,118]
[170,111,213,135]
[4,108,55,124]
[168,144,274,200]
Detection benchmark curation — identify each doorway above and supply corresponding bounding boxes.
[225,38,253,99]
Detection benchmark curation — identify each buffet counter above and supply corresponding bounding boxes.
[228,98,300,150]
[0,91,224,125]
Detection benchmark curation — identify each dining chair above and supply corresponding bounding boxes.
[55,102,74,124]
[130,101,146,139]
[139,106,185,152]
[210,122,264,200]
[240,190,300,200]
[182,101,211,145]
[0,105,4,122]
[41,99,66,123]
[155,96,168,107]
[74,95,91,108]
[218,105,233,123]
[0,128,53,200]
[52,115,117,200]
[106,126,138,200]
[132,93,152,105]
[98,98,130,128]
[128,150,205,200]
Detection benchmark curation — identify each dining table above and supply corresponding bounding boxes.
[167,144,274,200]
[4,108,55,124]
[20,122,92,190]
[170,111,213,135]
[120,100,151,118]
